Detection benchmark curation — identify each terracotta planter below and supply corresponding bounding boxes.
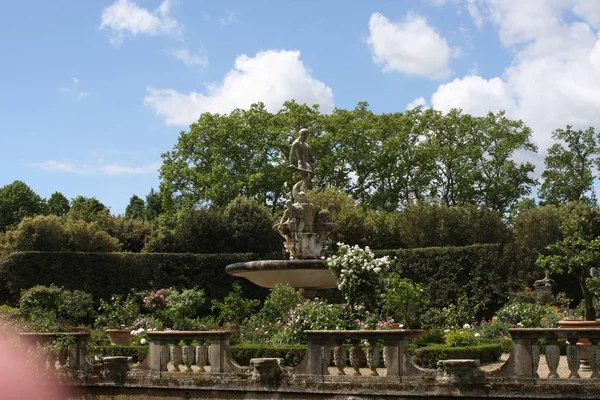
[558,319,600,362]
[105,329,132,346]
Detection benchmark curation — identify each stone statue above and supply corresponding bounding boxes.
[534,270,555,288]
[275,128,335,260]
[289,128,316,202]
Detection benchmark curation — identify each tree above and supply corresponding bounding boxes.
[69,196,109,222]
[539,126,598,205]
[423,109,481,206]
[0,180,46,231]
[537,202,600,320]
[144,188,163,221]
[474,111,538,213]
[223,196,280,253]
[46,192,70,217]
[160,102,303,214]
[125,195,145,220]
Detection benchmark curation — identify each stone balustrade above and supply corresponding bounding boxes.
[494,328,600,380]
[143,330,242,373]
[18,332,92,371]
[293,329,426,378]
[16,327,600,386]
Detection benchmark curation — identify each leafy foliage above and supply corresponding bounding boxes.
[0,180,46,231]
[539,126,598,205]
[327,243,391,312]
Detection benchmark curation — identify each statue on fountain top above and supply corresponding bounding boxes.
[274,128,336,260]
[289,128,316,202]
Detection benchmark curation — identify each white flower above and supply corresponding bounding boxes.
[444,329,450,333]
[474,333,481,337]
[140,338,147,345]
[463,323,471,329]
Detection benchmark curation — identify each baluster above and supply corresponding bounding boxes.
[47,349,58,371]
[382,345,387,368]
[169,344,182,372]
[532,343,540,379]
[366,343,380,376]
[181,341,194,372]
[195,344,207,372]
[349,340,363,376]
[159,344,170,371]
[567,336,581,379]
[333,344,346,375]
[545,340,560,379]
[321,344,332,374]
[589,339,600,379]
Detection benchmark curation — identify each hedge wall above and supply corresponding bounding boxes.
[0,244,520,318]
[0,251,278,305]
[376,244,511,317]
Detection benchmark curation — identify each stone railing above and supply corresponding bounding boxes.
[142,330,242,373]
[293,329,426,378]
[18,332,92,371]
[17,328,600,384]
[493,328,600,380]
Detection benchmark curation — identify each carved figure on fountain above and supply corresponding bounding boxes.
[273,128,337,260]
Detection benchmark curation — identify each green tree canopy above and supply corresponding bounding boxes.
[46,191,70,217]
[158,102,537,217]
[0,180,46,231]
[539,126,598,205]
[125,195,145,220]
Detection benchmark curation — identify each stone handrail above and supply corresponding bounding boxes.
[144,330,242,373]
[293,329,427,377]
[18,332,92,371]
[495,328,600,380]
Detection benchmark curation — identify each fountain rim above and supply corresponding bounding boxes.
[225,259,328,273]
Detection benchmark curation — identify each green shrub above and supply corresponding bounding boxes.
[375,244,508,320]
[258,284,305,325]
[0,252,271,306]
[415,329,445,347]
[211,283,259,327]
[445,329,477,347]
[89,345,148,363]
[58,289,95,326]
[230,343,306,366]
[496,302,560,328]
[412,343,502,369]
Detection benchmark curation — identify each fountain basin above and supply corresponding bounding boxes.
[225,260,337,298]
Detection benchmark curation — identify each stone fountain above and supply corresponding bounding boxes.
[226,128,338,298]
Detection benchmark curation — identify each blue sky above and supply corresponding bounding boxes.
[1,0,600,214]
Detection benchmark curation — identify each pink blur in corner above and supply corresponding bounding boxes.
[0,330,74,400]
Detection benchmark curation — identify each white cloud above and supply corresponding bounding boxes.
[406,96,428,110]
[170,48,209,70]
[59,77,89,100]
[25,160,160,176]
[366,12,452,79]
[100,0,182,46]
[144,49,335,126]
[424,0,600,155]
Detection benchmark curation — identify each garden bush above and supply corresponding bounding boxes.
[376,244,511,320]
[231,343,306,366]
[0,251,272,306]
[90,345,148,363]
[412,342,503,369]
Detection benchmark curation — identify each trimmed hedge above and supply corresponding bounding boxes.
[376,244,511,318]
[0,251,277,306]
[90,345,148,363]
[412,342,503,369]
[231,343,307,366]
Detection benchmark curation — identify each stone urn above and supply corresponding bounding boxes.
[105,329,133,346]
[558,319,600,364]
